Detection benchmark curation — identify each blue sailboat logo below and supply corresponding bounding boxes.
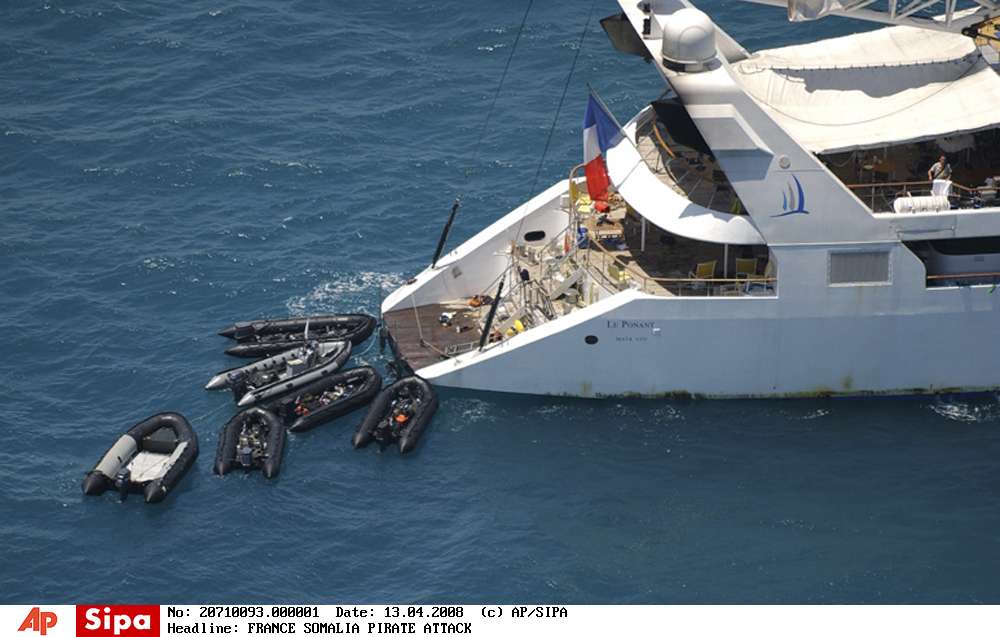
[771,175,810,217]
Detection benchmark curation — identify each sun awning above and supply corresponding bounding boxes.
[604,110,765,246]
[731,25,1000,154]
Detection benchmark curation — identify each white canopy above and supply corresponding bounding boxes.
[731,26,1000,154]
[605,113,765,245]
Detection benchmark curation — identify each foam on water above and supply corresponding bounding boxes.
[285,271,407,315]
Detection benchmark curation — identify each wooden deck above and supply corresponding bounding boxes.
[383,302,484,372]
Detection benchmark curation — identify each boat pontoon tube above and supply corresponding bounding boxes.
[82,412,198,503]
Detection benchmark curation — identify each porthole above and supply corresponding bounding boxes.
[584,335,599,345]
[524,230,546,242]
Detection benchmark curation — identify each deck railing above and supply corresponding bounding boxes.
[579,233,776,297]
[566,164,773,296]
[926,271,1000,286]
[847,179,995,212]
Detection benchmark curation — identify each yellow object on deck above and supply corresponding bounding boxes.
[690,260,717,279]
[735,258,758,278]
[513,319,525,333]
[608,262,631,288]
[973,16,1000,51]
[569,178,580,207]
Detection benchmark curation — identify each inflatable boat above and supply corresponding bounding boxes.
[269,366,383,432]
[352,376,438,454]
[219,314,376,358]
[82,412,198,503]
[205,340,351,407]
[214,407,285,479]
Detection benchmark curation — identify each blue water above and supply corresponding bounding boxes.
[2,0,998,603]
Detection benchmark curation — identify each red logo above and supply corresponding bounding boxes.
[76,606,159,637]
[18,608,58,636]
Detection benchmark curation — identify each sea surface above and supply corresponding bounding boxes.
[2,0,999,604]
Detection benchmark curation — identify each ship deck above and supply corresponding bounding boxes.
[383,302,484,372]
[578,203,771,296]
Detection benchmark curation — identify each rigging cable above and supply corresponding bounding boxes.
[465,0,537,180]
[430,0,536,269]
[509,0,599,263]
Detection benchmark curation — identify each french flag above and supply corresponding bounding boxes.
[582,93,621,206]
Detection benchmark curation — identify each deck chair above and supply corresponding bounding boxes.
[735,258,758,279]
[745,259,776,294]
[689,260,717,280]
[688,260,717,293]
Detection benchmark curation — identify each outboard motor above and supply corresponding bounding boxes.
[227,369,248,400]
[114,468,131,501]
[372,420,391,446]
[238,445,254,468]
[237,433,254,469]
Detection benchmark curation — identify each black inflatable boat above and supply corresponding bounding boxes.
[214,407,285,479]
[82,412,199,503]
[268,366,383,432]
[220,314,376,358]
[205,340,352,407]
[352,376,438,454]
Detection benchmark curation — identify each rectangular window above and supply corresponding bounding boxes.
[829,251,890,285]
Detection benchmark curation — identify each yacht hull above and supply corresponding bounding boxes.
[401,292,1000,399]
[383,180,1000,399]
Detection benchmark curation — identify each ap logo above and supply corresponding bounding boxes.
[18,607,58,636]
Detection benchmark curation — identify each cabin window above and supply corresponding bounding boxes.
[930,237,1000,255]
[905,238,1000,288]
[829,251,890,285]
[523,230,546,243]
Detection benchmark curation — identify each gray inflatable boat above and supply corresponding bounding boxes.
[82,412,199,503]
[205,340,352,407]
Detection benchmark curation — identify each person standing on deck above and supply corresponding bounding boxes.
[928,154,952,181]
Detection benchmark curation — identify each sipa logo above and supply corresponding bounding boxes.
[76,606,159,637]
[18,607,58,636]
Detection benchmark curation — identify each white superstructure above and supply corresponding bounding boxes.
[379,0,1000,398]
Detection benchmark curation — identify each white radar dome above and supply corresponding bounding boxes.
[660,8,717,68]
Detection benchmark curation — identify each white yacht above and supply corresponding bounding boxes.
[379,0,1000,398]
